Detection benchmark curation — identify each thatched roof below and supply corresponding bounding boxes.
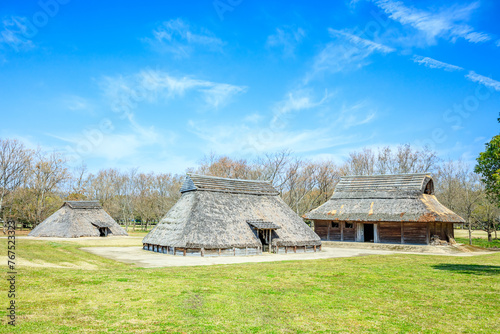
[305,173,465,223]
[29,201,128,238]
[143,174,321,248]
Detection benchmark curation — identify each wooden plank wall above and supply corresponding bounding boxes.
[314,221,329,240]
[403,223,427,244]
[314,221,342,241]
[343,225,355,241]
[379,222,402,243]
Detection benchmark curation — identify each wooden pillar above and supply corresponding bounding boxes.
[426,223,430,244]
[201,248,204,257]
[294,246,297,253]
[183,248,186,256]
[314,245,316,252]
[341,222,344,241]
[401,223,405,244]
[356,223,363,242]
[327,222,331,241]
[268,230,272,253]
[374,223,379,243]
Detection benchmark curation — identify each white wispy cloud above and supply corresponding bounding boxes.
[329,29,395,53]
[496,39,500,47]
[62,95,93,112]
[412,55,463,72]
[0,16,35,51]
[266,26,306,57]
[372,0,491,45]
[272,89,331,128]
[465,71,500,91]
[101,69,247,110]
[306,29,394,81]
[188,118,361,156]
[337,101,377,129]
[145,18,224,57]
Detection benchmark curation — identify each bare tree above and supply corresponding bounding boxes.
[0,139,32,219]
[345,144,439,176]
[30,151,69,225]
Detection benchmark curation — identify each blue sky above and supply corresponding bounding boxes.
[1,0,499,174]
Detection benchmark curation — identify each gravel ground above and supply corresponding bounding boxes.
[81,244,490,268]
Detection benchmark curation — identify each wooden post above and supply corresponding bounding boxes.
[268,230,272,253]
[173,247,176,256]
[294,246,297,253]
[219,248,221,256]
[201,248,204,257]
[183,248,186,256]
[327,222,331,241]
[374,223,379,243]
[341,222,344,241]
[426,223,430,244]
[401,222,405,244]
[314,245,316,252]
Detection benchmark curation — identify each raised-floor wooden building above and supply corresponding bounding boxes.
[304,173,464,245]
[142,174,321,256]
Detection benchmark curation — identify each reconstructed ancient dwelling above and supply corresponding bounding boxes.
[29,201,128,238]
[305,173,464,244]
[142,174,321,256]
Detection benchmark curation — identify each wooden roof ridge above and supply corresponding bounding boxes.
[335,173,433,194]
[64,201,102,210]
[180,173,279,196]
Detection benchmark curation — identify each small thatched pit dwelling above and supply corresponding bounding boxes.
[142,174,321,256]
[304,173,464,245]
[29,201,128,238]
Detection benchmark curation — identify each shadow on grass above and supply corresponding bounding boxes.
[432,264,500,276]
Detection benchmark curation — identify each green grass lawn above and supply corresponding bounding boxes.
[1,239,499,333]
[456,237,500,249]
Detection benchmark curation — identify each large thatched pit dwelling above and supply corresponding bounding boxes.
[29,201,128,238]
[142,174,321,256]
[304,173,464,245]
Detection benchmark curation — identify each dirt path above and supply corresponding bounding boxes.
[81,246,490,268]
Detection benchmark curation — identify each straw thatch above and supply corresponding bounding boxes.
[29,201,128,238]
[143,174,321,255]
[305,173,465,223]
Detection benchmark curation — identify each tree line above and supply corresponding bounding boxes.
[0,138,498,240]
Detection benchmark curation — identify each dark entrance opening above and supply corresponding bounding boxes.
[98,227,109,237]
[364,224,374,242]
[258,230,268,251]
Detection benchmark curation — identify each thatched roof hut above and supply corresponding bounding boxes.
[29,201,128,238]
[305,173,464,244]
[142,174,321,256]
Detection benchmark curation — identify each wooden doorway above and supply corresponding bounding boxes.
[364,224,374,242]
